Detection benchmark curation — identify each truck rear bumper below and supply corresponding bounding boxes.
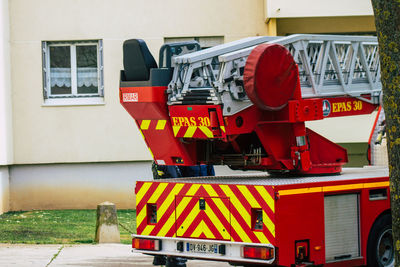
[132,234,276,265]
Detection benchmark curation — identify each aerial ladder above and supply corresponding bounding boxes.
[121,34,381,175]
[119,35,392,266]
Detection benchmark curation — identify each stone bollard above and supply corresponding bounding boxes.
[95,201,121,243]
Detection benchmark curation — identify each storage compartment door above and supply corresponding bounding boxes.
[175,196,231,240]
[324,194,360,261]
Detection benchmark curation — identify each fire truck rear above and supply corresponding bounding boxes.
[119,35,392,266]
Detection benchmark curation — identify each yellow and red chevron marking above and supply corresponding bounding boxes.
[172,125,226,139]
[138,119,167,130]
[135,181,275,244]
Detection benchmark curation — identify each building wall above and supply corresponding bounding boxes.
[7,162,253,211]
[265,0,373,18]
[276,16,376,35]
[9,161,153,211]
[0,167,10,214]
[0,0,13,166]
[9,0,269,165]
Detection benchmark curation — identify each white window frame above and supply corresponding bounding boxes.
[42,40,104,106]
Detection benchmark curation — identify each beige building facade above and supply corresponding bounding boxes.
[0,0,378,214]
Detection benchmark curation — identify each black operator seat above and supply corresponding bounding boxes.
[120,39,201,87]
[122,39,157,82]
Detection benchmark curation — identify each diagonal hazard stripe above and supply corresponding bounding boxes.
[136,182,154,228]
[210,185,241,242]
[184,211,225,240]
[217,185,252,243]
[238,185,275,241]
[255,231,270,243]
[203,184,218,197]
[198,126,213,138]
[138,183,185,236]
[172,126,180,136]
[136,182,152,205]
[177,197,201,236]
[205,198,230,240]
[162,184,201,237]
[141,225,155,236]
[179,197,230,240]
[221,185,251,228]
[184,126,197,138]
[228,185,269,243]
[248,186,275,239]
[255,186,275,213]
[237,185,273,242]
[155,120,166,130]
[139,183,177,236]
[140,120,151,130]
[263,210,275,238]
[176,184,201,216]
[148,183,168,203]
[192,220,215,239]
[202,185,231,240]
[156,184,192,237]
[157,183,184,218]
[238,185,261,208]
[137,183,159,211]
[136,209,146,232]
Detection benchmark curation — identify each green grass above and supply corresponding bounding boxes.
[0,209,136,244]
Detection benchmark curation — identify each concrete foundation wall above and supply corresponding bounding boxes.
[6,162,259,211]
[0,166,10,214]
[9,162,153,211]
[5,159,369,212]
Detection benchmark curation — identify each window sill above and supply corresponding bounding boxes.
[42,97,105,107]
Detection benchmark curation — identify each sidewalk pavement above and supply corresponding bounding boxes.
[0,243,230,267]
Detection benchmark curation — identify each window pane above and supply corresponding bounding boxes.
[49,46,71,95]
[76,45,98,94]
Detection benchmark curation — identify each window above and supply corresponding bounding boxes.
[42,40,104,105]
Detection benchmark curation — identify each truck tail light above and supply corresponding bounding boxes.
[133,238,161,251]
[242,246,274,260]
[295,240,309,262]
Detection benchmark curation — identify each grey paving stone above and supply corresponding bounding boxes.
[0,244,230,267]
[0,244,60,267]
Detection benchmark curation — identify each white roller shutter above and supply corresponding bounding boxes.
[324,194,360,261]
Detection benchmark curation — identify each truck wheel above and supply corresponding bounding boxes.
[367,213,394,267]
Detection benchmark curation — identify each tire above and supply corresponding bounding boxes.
[367,213,394,267]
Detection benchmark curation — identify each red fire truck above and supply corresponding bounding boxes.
[119,35,392,266]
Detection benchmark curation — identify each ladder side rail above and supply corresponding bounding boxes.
[218,35,378,63]
[316,41,331,90]
[347,42,360,88]
[329,41,349,95]
[293,40,319,95]
[217,36,381,104]
[170,34,380,106]
[174,36,279,64]
[359,43,376,91]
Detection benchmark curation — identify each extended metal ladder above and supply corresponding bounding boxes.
[168,34,381,115]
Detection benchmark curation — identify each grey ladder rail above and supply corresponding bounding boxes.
[168,34,381,113]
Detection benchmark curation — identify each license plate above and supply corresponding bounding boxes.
[186,242,219,254]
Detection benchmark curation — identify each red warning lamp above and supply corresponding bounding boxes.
[133,238,161,251]
[242,246,274,260]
